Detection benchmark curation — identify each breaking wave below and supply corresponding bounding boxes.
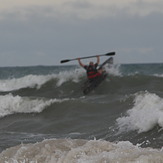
[0,69,84,92]
[0,139,162,163]
[117,91,163,133]
[0,65,121,92]
[0,94,71,118]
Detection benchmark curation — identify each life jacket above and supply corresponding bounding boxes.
[85,64,100,79]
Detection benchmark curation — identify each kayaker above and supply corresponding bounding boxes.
[78,56,103,81]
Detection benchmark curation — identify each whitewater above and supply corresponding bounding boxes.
[0,63,162,163]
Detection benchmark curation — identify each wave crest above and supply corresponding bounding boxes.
[0,94,70,118]
[117,91,163,133]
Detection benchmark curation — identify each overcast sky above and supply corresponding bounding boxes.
[0,0,163,66]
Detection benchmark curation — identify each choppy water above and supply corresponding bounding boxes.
[0,63,163,163]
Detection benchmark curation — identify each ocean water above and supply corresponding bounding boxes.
[0,62,163,163]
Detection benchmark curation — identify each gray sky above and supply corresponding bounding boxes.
[0,0,163,66]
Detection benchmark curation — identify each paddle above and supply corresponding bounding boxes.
[60,52,115,64]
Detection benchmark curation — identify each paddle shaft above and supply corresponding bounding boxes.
[60,52,115,63]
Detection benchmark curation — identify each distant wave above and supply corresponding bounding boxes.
[154,74,163,78]
[0,74,54,92]
[0,74,163,101]
[0,68,85,92]
[0,66,121,93]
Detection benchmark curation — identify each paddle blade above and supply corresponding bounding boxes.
[105,52,115,56]
[60,59,71,63]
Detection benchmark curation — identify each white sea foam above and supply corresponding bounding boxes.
[0,139,162,163]
[55,68,84,86]
[105,64,121,76]
[154,74,163,78]
[0,74,53,92]
[117,91,163,133]
[0,94,69,118]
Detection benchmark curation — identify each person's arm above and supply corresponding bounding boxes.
[96,56,100,65]
[77,58,85,68]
